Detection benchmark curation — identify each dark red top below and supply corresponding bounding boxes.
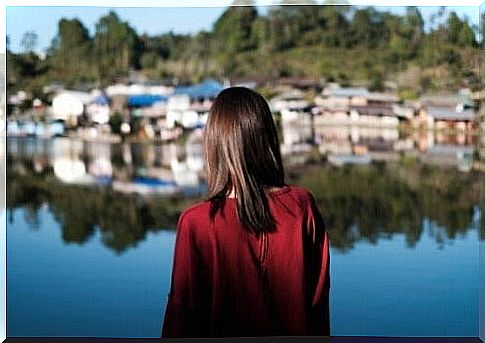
[162,185,330,337]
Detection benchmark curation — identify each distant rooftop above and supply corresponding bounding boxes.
[174,78,224,99]
[323,87,369,98]
[366,92,400,103]
[425,106,475,121]
[349,105,396,117]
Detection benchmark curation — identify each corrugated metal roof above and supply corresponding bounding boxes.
[323,87,369,98]
[426,107,475,121]
[349,105,396,117]
[366,92,400,102]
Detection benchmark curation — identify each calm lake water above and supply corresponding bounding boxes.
[6,126,484,337]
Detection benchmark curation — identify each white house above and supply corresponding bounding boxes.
[316,87,370,111]
[270,90,309,113]
[166,94,201,129]
[86,92,110,125]
[51,91,93,125]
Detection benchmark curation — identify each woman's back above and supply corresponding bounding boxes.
[162,185,330,337]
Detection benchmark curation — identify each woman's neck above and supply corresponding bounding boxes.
[226,186,284,199]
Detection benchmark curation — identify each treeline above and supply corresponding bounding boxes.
[7,4,484,104]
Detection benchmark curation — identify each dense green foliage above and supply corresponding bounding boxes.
[6,5,482,104]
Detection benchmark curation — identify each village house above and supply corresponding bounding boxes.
[269,87,313,126]
[270,89,309,112]
[349,104,399,127]
[313,85,404,127]
[166,78,224,129]
[86,92,111,125]
[415,90,476,130]
[125,94,168,139]
[416,106,476,130]
[315,86,369,111]
[166,94,198,129]
[51,90,93,127]
[349,91,407,127]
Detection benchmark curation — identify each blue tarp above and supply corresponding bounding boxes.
[133,176,177,187]
[127,94,168,107]
[91,95,110,105]
[174,79,224,99]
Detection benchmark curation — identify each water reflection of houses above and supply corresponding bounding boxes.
[280,112,314,155]
[6,134,207,196]
[111,132,205,196]
[291,119,477,170]
[169,129,205,195]
[84,141,114,185]
[53,157,96,185]
[266,83,480,170]
[419,144,474,172]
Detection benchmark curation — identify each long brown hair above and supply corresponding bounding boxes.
[204,86,285,234]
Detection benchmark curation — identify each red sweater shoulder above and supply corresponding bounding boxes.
[178,200,211,224]
[285,184,316,200]
[275,184,318,210]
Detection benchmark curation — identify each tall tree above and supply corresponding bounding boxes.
[401,7,424,57]
[447,12,477,47]
[320,5,351,47]
[213,2,258,53]
[212,1,258,75]
[49,18,93,83]
[93,11,141,81]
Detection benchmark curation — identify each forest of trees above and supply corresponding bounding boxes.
[6,4,484,104]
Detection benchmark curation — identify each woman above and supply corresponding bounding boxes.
[162,87,330,337]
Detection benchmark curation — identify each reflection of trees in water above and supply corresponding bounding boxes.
[292,160,482,251]
[7,157,482,253]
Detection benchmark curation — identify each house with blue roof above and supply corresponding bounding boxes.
[173,78,224,100]
[166,78,225,129]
